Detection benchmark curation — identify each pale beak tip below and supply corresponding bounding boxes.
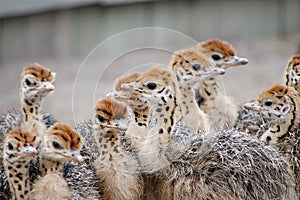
[75,155,84,163]
[241,58,248,65]
[106,92,113,97]
[243,101,260,112]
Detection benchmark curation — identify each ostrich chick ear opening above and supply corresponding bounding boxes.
[281,104,290,116]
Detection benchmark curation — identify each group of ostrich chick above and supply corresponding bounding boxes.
[0,39,299,200]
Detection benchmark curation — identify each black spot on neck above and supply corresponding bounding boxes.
[134,111,139,118]
[25,100,33,106]
[204,88,211,96]
[167,127,172,133]
[287,96,297,133]
[110,141,115,147]
[113,146,119,153]
[157,88,165,94]
[266,136,271,145]
[16,173,23,180]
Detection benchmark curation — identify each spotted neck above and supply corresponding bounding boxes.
[5,159,33,200]
[40,158,64,176]
[21,96,44,138]
[175,76,209,131]
[96,129,123,162]
[261,95,300,145]
[132,107,152,128]
[153,88,179,143]
[126,106,154,138]
[125,88,180,173]
[198,77,220,113]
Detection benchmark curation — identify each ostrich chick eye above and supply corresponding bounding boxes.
[8,143,14,150]
[212,54,222,61]
[147,83,157,90]
[97,115,106,122]
[52,141,63,149]
[25,78,36,87]
[264,100,273,107]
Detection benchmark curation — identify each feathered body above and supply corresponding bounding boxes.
[165,125,297,200]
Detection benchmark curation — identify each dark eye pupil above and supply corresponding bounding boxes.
[264,101,273,106]
[212,54,221,61]
[52,141,62,149]
[192,64,201,71]
[98,115,106,122]
[147,83,157,90]
[8,143,14,150]
[25,78,35,86]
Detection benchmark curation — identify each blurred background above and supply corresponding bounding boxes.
[0,0,299,124]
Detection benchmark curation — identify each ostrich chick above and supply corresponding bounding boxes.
[170,47,225,131]
[3,129,38,200]
[93,97,143,200]
[244,85,300,194]
[30,123,84,200]
[0,63,56,161]
[235,55,300,136]
[195,39,248,130]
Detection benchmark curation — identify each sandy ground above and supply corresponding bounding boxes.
[0,31,300,125]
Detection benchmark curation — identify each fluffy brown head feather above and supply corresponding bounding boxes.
[6,129,38,148]
[49,123,83,151]
[137,65,174,86]
[258,85,297,103]
[95,97,128,121]
[114,72,141,90]
[199,39,236,57]
[21,63,55,82]
[170,48,212,70]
